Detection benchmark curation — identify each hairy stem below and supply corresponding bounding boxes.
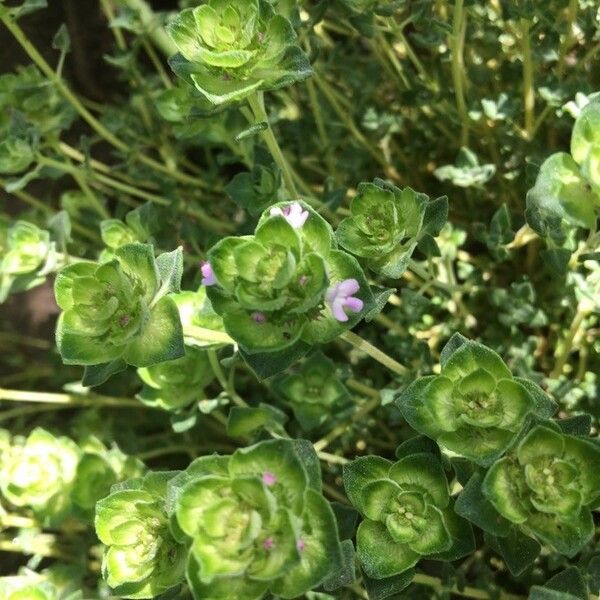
[341,331,407,376]
[450,0,469,146]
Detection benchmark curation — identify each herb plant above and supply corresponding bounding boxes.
[0,0,599,599]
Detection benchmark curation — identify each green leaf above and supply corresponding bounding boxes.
[123,296,184,368]
[455,472,511,537]
[227,404,288,438]
[272,490,342,599]
[356,520,419,578]
[482,458,529,524]
[484,528,541,577]
[228,439,308,513]
[82,359,127,387]
[322,539,356,592]
[530,567,589,600]
[556,415,592,437]
[439,333,470,367]
[431,505,475,562]
[363,570,415,600]
[441,339,512,382]
[115,243,159,303]
[388,454,449,508]
[155,247,183,301]
[360,479,400,521]
[238,341,311,379]
[343,456,393,514]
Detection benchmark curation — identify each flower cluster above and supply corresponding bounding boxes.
[95,472,187,599]
[171,439,343,599]
[336,180,447,278]
[0,219,55,303]
[136,346,214,411]
[54,243,184,370]
[167,0,311,106]
[344,452,473,578]
[397,336,555,465]
[483,424,600,556]
[203,201,373,355]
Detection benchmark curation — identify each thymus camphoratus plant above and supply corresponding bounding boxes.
[1,0,600,598]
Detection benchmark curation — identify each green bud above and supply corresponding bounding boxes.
[397,338,537,465]
[167,0,311,105]
[0,428,80,523]
[0,138,34,174]
[344,453,472,578]
[137,346,214,411]
[483,424,600,557]
[335,181,437,278]
[100,219,143,252]
[174,439,343,598]
[54,243,184,368]
[95,472,187,599]
[274,352,350,431]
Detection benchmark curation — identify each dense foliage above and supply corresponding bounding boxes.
[0,0,599,598]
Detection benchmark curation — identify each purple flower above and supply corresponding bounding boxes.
[326,278,364,322]
[269,202,309,229]
[251,311,267,323]
[200,261,216,286]
[297,538,306,552]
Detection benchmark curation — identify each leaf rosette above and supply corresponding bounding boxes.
[205,201,374,354]
[54,243,184,369]
[483,424,600,556]
[396,337,548,465]
[274,351,350,431]
[0,428,80,523]
[343,453,473,579]
[172,439,342,599]
[167,0,311,106]
[137,346,214,411]
[336,180,446,278]
[95,472,187,599]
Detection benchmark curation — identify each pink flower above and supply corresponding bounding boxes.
[326,279,364,322]
[252,312,267,323]
[270,202,309,229]
[263,537,275,550]
[297,538,306,552]
[262,471,277,486]
[200,261,216,286]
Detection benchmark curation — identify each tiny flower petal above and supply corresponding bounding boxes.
[200,261,217,286]
[332,299,349,322]
[337,278,360,296]
[344,297,364,313]
[269,202,309,229]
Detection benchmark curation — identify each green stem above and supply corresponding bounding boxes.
[183,325,234,346]
[340,331,407,376]
[207,350,248,408]
[520,18,535,139]
[450,0,469,146]
[0,388,141,408]
[247,92,299,197]
[550,307,589,379]
[557,0,578,77]
[121,0,177,57]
